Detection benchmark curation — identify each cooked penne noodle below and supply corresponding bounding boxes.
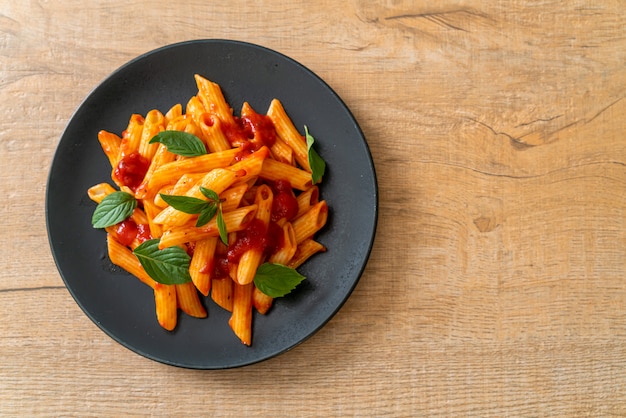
[154,283,177,331]
[87,182,117,204]
[288,238,327,269]
[252,287,273,315]
[175,281,207,318]
[199,113,232,152]
[227,146,269,181]
[158,205,258,249]
[295,185,319,218]
[119,114,145,157]
[146,147,239,193]
[269,221,297,264]
[211,277,233,312]
[138,109,165,161]
[236,185,273,285]
[220,183,249,212]
[292,200,328,243]
[189,237,218,296]
[134,143,177,199]
[98,130,122,169]
[260,158,313,191]
[164,103,182,126]
[266,99,311,172]
[195,74,235,125]
[106,234,157,289]
[153,168,237,226]
[229,282,254,345]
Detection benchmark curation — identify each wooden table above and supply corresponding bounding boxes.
[2,1,624,416]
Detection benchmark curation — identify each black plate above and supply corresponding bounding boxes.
[46,40,377,369]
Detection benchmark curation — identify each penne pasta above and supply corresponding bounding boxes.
[89,75,329,340]
[154,283,177,331]
[292,200,328,244]
[229,282,254,345]
[260,158,313,191]
[189,237,218,296]
[266,98,311,172]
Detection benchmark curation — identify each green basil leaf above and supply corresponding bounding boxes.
[305,126,326,184]
[253,263,306,298]
[196,204,218,227]
[149,131,207,157]
[133,239,192,285]
[216,208,228,245]
[160,193,209,214]
[92,191,137,228]
[200,186,220,202]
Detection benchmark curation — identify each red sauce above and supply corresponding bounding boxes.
[221,108,277,160]
[226,218,284,265]
[270,179,299,222]
[114,219,151,246]
[113,152,150,192]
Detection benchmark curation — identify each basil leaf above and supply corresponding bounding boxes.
[160,194,209,214]
[149,131,207,157]
[92,191,137,228]
[305,126,326,184]
[200,187,220,202]
[133,239,192,285]
[216,208,228,245]
[196,204,218,227]
[253,263,306,298]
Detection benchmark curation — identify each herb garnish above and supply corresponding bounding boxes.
[133,239,192,285]
[159,187,228,244]
[253,262,306,298]
[304,126,326,184]
[91,191,137,228]
[149,131,207,157]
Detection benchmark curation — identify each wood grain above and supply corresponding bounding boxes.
[1,0,624,416]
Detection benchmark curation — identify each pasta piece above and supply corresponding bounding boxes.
[119,114,144,157]
[195,74,235,125]
[189,237,218,296]
[229,282,254,345]
[288,239,327,269]
[211,277,233,312]
[220,183,249,213]
[87,182,117,204]
[158,205,258,249]
[236,185,273,285]
[152,168,237,226]
[292,200,328,243]
[154,283,177,331]
[97,130,122,169]
[227,146,269,181]
[106,234,156,289]
[269,221,297,264]
[164,103,182,126]
[266,99,310,172]
[252,287,273,315]
[199,113,231,152]
[295,186,319,218]
[176,281,207,318]
[138,109,165,161]
[145,148,239,193]
[134,143,177,199]
[260,158,313,191]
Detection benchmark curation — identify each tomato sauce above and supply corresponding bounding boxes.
[270,179,299,222]
[113,151,150,192]
[221,108,277,161]
[114,219,151,247]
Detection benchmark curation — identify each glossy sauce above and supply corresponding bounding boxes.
[221,108,277,161]
[114,219,151,247]
[113,152,150,192]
